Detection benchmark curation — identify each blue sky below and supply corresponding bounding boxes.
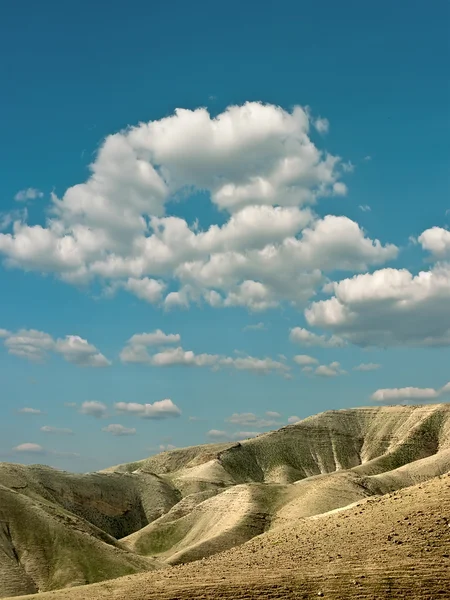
[1,0,449,472]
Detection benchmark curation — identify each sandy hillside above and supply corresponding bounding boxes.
[2,404,450,599]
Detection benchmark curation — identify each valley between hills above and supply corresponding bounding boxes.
[2,404,450,599]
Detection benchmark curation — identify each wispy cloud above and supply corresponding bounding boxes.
[14,188,43,202]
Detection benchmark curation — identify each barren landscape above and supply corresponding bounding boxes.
[2,404,450,599]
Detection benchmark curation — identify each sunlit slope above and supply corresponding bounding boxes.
[109,405,450,487]
[9,471,450,600]
[217,404,450,483]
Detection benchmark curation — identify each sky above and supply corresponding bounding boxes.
[0,0,449,472]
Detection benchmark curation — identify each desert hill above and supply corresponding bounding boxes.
[2,404,450,598]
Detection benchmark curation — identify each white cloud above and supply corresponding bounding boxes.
[122,277,166,304]
[301,366,314,373]
[305,262,450,347]
[0,209,28,232]
[207,429,228,439]
[418,227,450,259]
[220,355,289,376]
[371,382,450,403]
[293,354,319,366]
[102,424,136,436]
[120,329,181,363]
[315,361,346,377]
[150,347,220,367]
[79,401,108,418]
[287,415,301,423]
[159,443,177,451]
[0,102,397,312]
[14,188,43,202]
[226,412,280,428]
[342,162,354,173]
[359,205,371,212]
[55,335,111,367]
[353,363,381,371]
[18,407,43,415]
[4,329,54,362]
[289,327,345,348]
[265,411,281,418]
[115,399,181,419]
[0,329,10,338]
[314,117,329,134]
[0,328,110,366]
[334,182,348,196]
[243,322,266,331]
[40,426,73,435]
[120,331,289,376]
[177,215,396,310]
[13,443,45,454]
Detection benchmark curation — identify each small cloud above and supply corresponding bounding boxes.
[243,322,266,331]
[302,366,314,373]
[225,412,280,428]
[333,182,347,196]
[18,407,43,415]
[353,363,381,372]
[363,155,372,161]
[115,399,181,419]
[55,335,111,368]
[371,383,450,403]
[358,205,371,212]
[79,401,108,418]
[159,443,177,451]
[40,426,73,435]
[315,362,346,377]
[290,327,345,348]
[13,443,45,454]
[14,188,44,202]
[207,429,228,439]
[287,416,301,424]
[188,416,206,422]
[265,411,281,418]
[102,424,136,436]
[293,354,319,366]
[65,402,77,408]
[314,117,329,134]
[342,162,354,173]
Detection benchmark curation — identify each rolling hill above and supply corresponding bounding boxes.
[2,404,450,599]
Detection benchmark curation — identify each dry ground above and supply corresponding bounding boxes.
[3,404,450,599]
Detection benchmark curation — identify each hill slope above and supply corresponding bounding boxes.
[2,404,450,598]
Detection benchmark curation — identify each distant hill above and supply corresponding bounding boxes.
[2,404,450,598]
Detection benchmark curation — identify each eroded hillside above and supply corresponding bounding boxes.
[2,404,450,598]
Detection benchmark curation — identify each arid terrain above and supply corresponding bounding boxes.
[2,404,450,599]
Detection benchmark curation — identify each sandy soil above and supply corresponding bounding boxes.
[9,472,450,599]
